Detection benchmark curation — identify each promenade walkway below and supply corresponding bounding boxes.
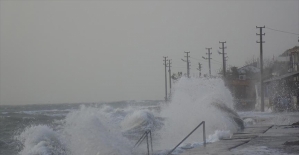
[181,112,299,155]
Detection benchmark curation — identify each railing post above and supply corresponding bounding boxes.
[146,132,150,155]
[167,121,205,155]
[149,130,153,153]
[134,130,153,155]
[135,132,147,147]
[203,121,206,146]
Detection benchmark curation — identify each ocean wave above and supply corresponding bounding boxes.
[13,77,243,155]
[15,125,67,155]
[15,105,138,155]
[156,77,241,151]
[121,110,155,133]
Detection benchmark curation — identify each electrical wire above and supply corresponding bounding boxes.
[211,59,222,64]
[190,57,200,61]
[265,26,299,36]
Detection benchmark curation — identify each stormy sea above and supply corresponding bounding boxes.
[1,78,247,155]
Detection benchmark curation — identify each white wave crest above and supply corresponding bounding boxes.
[16,105,135,155]
[121,110,155,133]
[16,125,66,155]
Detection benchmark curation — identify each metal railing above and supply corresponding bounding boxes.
[134,130,153,155]
[167,121,206,155]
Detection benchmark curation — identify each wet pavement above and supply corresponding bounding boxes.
[181,112,299,155]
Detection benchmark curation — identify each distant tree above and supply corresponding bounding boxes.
[217,65,237,78]
[171,72,183,81]
[225,66,239,81]
[171,73,178,80]
[245,57,258,66]
[231,66,239,79]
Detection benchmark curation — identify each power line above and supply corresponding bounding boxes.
[202,58,221,66]
[265,26,299,36]
[211,59,222,65]
[211,62,222,66]
[190,56,221,64]
[172,66,187,69]
[211,58,222,63]
[190,57,200,61]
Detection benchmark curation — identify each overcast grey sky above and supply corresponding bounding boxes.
[0,0,299,105]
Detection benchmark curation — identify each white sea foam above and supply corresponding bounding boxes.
[157,77,240,150]
[207,130,232,142]
[16,125,66,155]
[243,118,256,127]
[16,77,242,155]
[121,110,155,133]
[59,105,134,155]
[16,105,137,155]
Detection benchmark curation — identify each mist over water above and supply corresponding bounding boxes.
[8,77,243,155]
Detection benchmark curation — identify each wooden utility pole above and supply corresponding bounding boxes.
[185,52,190,78]
[167,59,172,97]
[219,41,227,77]
[182,51,190,78]
[225,56,228,72]
[256,26,265,112]
[163,56,168,101]
[197,62,202,77]
[203,48,212,77]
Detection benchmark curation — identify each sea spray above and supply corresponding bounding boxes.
[207,130,232,143]
[16,125,66,155]
[121,110,155,133]
[14,77,243,155]
[156,77,241,150]
[16,105,135,155]
[59,105,134,155]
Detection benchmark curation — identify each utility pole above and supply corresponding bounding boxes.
[167,59,172,98]
[256,26,265,112]
[219,41,227,77]
[220,51,228,73]
[225,56,228,71]
[163,56,168,101]
[203,48,212,77]
[197,62,202,77]
[182,51,190,78]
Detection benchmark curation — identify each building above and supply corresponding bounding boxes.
[262,46,299,111]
